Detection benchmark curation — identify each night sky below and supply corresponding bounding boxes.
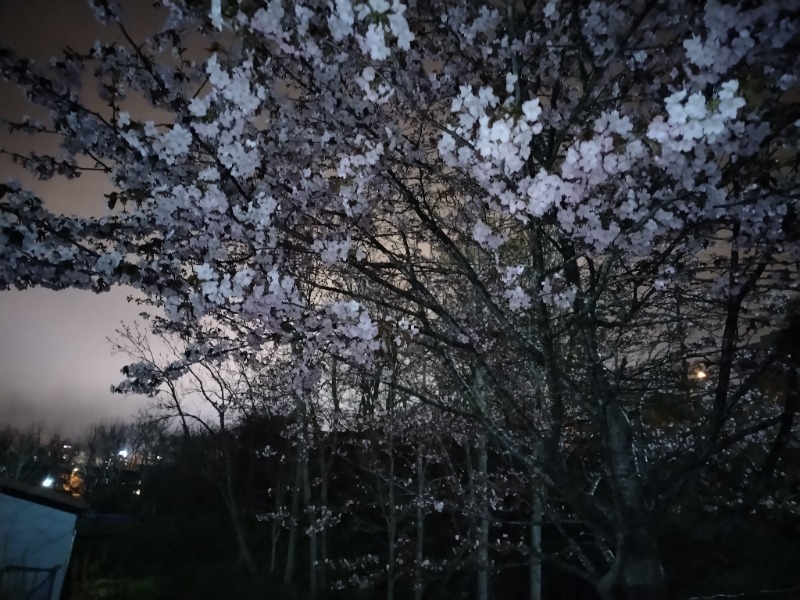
[0,0,160,437]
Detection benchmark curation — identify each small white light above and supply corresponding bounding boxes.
[41,477,55,488]
[695,369,707,380]
[118,449,129,458]
[133,489,141,496]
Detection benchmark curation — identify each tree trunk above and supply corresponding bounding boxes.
[620,530,667,600]
[318,447,330,591]
[270,519,280,574]
[270,477,284,574]
[561,244,668,600]
[471,365,491,600]
[414,444,425,600]
[603,402,667,600]
[529,482,542,600]
[284,456,302,584]
[319,358,340,591]
[221,439,257,574]
[300,422,319,599]
[386,423,397,600]
[224,495,257,574]
[476,432,490,600]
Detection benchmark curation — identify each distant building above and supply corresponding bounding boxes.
[0,477,86,600]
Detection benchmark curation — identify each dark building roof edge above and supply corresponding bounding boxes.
[0,477,87,515]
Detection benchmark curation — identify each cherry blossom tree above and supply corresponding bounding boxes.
[2,0,799,598]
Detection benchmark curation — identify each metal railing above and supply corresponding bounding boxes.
[0,565,58,600]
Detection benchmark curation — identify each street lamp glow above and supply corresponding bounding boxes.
[694,369,707,380]
[118,449,129,458]
[41,476,55,488]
